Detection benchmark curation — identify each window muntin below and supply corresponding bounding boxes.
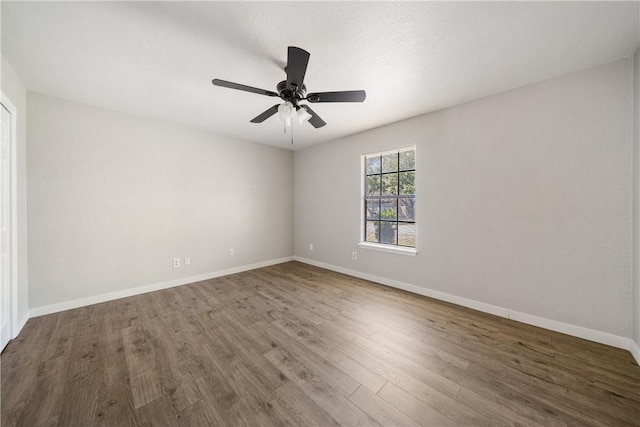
[363,148,415,248]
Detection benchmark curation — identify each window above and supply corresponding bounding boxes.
[362,147,416,253]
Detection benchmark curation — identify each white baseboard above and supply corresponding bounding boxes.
[14,311,29,338]
[294,256,635,354]
[29,256,293,318]
[631,339,640,366]
[6,311,30,345]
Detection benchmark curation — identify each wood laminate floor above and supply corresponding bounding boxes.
[2,261,639,426]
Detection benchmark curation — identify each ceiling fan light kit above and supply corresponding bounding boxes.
[212,46,366,131]
[277,101,294,126]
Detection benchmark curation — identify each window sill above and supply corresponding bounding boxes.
[358,242,417,256]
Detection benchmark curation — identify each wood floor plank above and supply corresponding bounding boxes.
[13,356,69,427]
[341,336,462,398]
[168,379,202,414]
[129,367,163,409]
[274,382,340,427]
[2,261,639,426]
[121,325,163,409]
[369,330,470,371]
[1,318,58,426]
[214,309,276,354]
[223,358,298,427]
[271,315,345,354]
[324,348,387,394]
[348,385,420,426]
[258,320,360,398]
[454,385,566,427]
[466,359,640,426]
[206,314,289,394]
[193,361,252,427]
[377,381,458,426]
[264,342,359,401]
[57,381,100,427]
[177,400,219,427]
[95,353,142,427]
[42,311,78,361]
[145,314,194,391]
[336,339,496,425]
[137,394,179,426]
[121,326,156,377]
[264,345,378,426]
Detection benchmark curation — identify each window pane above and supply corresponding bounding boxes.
[400,150,415,171]
[365,199,380,220]
[398,197,415,221]
[399,171,415,195]
[366,221,379,243]
[366,156,381,175]
[381,173,398,196]
[398,223,416,247]
[380,198,397,221]
[379,222,397,245]
[366,175,381,196]
[382,153,398,173]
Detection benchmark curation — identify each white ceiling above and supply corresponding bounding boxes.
[2,2,639,150]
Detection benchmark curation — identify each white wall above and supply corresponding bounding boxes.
[1,56,29,330]
[295,58,633,342]
[633,48,640,361]
[27,92,293,311]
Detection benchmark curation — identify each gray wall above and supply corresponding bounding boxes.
[295,58,633,339]
[1,56,29,327]
[27,92,293,310]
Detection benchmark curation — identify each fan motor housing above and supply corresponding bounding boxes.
[277,80,306,104]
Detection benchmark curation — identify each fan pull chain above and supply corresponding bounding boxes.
[282,121,294,144]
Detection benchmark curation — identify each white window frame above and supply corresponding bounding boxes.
[359,146,417,256]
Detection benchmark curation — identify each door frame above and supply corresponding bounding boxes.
[1,91,18,344]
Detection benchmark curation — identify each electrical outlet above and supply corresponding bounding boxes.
[173,258,180,268]
[352,251,358,260]
[184,257,191,266]
[309,243,314,251]
[229,248,235,256]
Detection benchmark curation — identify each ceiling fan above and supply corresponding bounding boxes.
[212,46,366,129]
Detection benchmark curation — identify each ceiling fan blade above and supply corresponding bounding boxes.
[250,105,280,123]
[306,90,366,103]
[212,79,279,97]
[301,105,326,128]
[286,47,310,90]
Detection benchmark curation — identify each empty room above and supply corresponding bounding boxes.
[1,1,639,426]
